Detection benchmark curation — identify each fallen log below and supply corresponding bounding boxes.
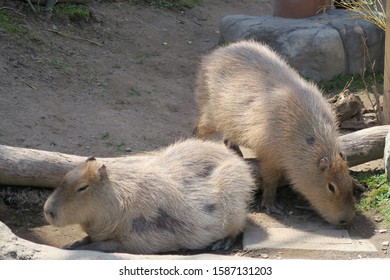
[0,146,82,188]
[339,125,390,167]
[1,125,390,188]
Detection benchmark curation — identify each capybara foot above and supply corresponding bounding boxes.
[261,200,284,215]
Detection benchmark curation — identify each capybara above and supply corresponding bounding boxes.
[44,139,255,254]
[194,40,355,225]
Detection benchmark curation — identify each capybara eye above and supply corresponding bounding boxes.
[77,185,89,192]
[328,183,335,194]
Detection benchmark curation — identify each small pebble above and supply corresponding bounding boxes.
[374,216,383,222]
[375,229,388,234]
[260,253,269,259]
[382,241,389,247]
[126,148,132,153]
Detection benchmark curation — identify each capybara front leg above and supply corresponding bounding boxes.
[64,237,122,253]
[63,236,92,250]
[193,114,216,139]
[260,167,283,214]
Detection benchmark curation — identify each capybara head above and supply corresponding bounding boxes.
[293,153,355,225]
[44,157,108,227]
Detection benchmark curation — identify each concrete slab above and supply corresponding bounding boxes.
[243,214,377,252]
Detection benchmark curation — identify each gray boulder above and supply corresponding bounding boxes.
[219,10,384,81]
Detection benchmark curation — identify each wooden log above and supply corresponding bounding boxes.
[0,145,83,188]
[1,125,390,188]
[339,125,390,167]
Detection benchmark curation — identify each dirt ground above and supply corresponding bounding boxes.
[0,0,390,259]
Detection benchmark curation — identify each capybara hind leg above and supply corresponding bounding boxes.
[261,167,283,214]
[194,115,216,139]
[223,139,243,157]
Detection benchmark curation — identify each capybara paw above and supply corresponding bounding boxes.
[261,200,284,215]
[62,236,91,250]
[62,241,82,250]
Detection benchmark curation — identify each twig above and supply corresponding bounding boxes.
[371,85,384,124]
[26,0,36,13]
[360,34,384,124]
[47,29,104,47]
[352,178,367,193]
[23,81,37,90]
[294,204,314,211]
[0,7,26,17]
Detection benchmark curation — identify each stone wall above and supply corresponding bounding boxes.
[219,9,384,81]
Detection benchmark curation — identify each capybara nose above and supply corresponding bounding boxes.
[338,220,348,226]
[338,212,355,226]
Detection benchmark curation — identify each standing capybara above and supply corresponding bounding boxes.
[194,40,355,225]
[44,139,255,254]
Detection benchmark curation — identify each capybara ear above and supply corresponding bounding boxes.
[98,164,107,178]
[319,157,330,171]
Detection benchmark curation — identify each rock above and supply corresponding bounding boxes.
[278,26,345,80]
[374,216,383,223]
[0,221,248,260]
[382,241,389,247]
[384,131,390,182]
[219,9,384,81]
[339,111,378,130]
[260,253,269,259]
[329,90,363,122]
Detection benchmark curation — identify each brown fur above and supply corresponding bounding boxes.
[194,40,355,225]
[44,139,255,254]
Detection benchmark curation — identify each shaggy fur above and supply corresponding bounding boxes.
[194,40,355,225]
[44,139,255,254]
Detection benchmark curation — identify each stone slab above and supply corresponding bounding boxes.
[243,215,377,252]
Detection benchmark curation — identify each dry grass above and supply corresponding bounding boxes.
[336,0,386,30]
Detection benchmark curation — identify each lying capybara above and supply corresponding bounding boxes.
[44,139,255,254]
[194,40,355,225]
